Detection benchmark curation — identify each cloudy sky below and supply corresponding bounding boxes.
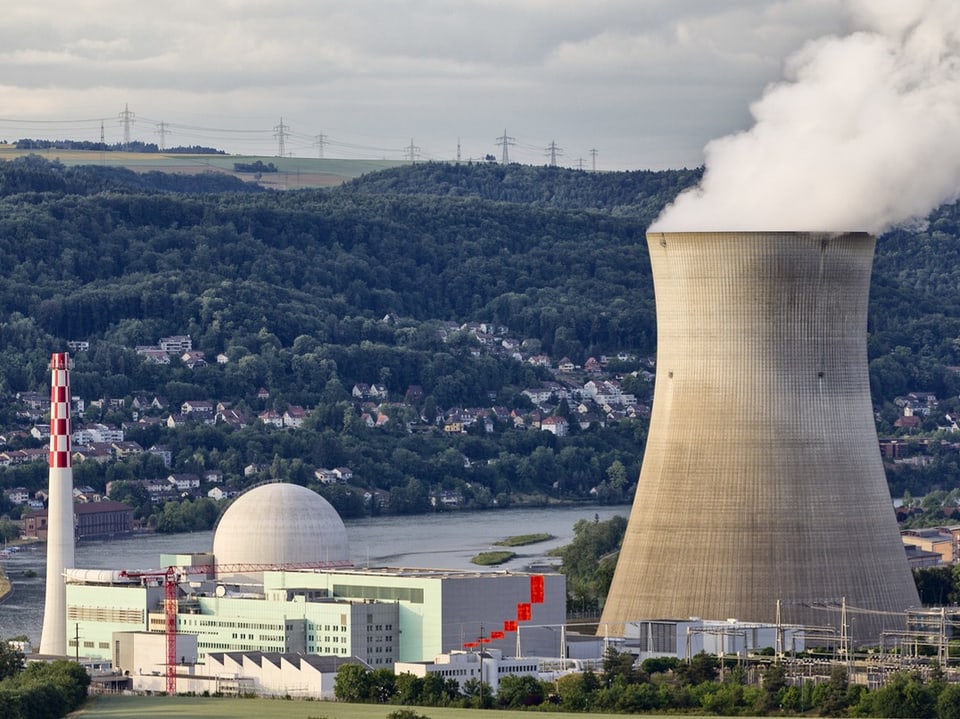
[0,1,853,170]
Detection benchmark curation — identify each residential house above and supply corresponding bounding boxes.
[314,468,339,485]
[6,487,30,505]
[283,406,309,428]
[148,445,173,468]
[111,441,144,459]
[258,410,284,428]
[159,335,192,353]
[207,487,234,501]
[352,383,371,399]
[541,415,569,437]
[74,423,124,445]
[181,351,207,369]
[135,347,171,364]
[30,425,50,441]
[166,414,187,429]
[181,401,215,421]
[168,474,201,494]
[216,407,248,429]
[72,444,114,464]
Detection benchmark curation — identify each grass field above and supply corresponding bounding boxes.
[0,146,408,188]
[76,696,632,719]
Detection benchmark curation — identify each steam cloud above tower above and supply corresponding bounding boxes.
[652,0,960,234]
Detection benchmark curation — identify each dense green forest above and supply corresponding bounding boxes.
[1,155,960,524]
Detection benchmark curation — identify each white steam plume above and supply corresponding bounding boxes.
[652,0,960,234]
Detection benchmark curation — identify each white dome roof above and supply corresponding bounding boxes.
[213,483,350,568]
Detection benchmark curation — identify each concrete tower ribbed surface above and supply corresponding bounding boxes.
[600,232,919,643]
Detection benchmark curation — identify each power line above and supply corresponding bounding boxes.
[273,117,289,157]
[155,121,171,151]
[496,129,515,164]
[405,138,420,163]
[118,103,135,150]
[545,140,563,167]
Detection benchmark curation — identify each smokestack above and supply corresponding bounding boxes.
[39,352,75,656]
[601,232,919,643]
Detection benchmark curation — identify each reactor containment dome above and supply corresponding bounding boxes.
[213,482,350,567]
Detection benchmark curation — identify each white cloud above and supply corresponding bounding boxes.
[0,1,850,169]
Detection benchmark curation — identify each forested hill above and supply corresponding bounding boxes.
[343,162,702,220]
[0,154,262,196]
[1,153,960,412]
[2,155,960,512]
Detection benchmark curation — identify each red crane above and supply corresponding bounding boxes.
[119,560,353,694]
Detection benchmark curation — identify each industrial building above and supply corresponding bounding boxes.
[61,482,566,686]
[395,648,542,694]
[602,232,920,645]
[24,500,134,541]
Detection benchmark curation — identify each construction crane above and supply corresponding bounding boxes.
[119,560,353,694]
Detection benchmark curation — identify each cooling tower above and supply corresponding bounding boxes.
[39,352,74,656]
[601,232,919,644]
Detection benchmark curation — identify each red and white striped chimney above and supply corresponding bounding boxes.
[39,352,75,656]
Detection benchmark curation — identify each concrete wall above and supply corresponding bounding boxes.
[602,232,919,644]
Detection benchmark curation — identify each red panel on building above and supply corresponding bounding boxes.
[530,574,545,603]
[504,620,518,632]
[517,602,532,621]
[490,631,505,640]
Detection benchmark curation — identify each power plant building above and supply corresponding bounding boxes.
[61,483,565,674]
[602,232,919,644]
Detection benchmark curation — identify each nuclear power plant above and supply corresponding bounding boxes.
[39,352,75,656]
[601,232,920,644]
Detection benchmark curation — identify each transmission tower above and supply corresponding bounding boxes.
[274,117,289,157]
[155,121,170,151]
[545,141,563,167]
[118,103,135,150]
[457,137,461,163]
[405,138,420,163]
[315,133,327,158]
[590,147,598,172]
[99,121,105,145]
[496,129,515,164]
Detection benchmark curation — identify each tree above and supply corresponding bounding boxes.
[369,667,397,703]
[0,639,24,679]
[602,646,637,686]
[937,682,960,719]
[496,674,546,707]
[393,671,423,705]
[676,652,719,686]
[812,664,849,717]
[334,663,370,702]
[864,671,938,719]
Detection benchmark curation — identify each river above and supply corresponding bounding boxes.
[0,504,626,647]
